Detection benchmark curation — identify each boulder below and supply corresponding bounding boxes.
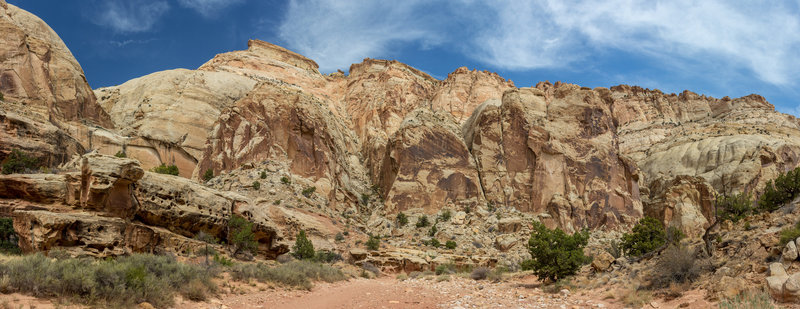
[591,251,615,272]
[644,176,716,238]
[784,241,798,261]
[79,153,144,218]
[13,210,127,256]
[497,217,524,234]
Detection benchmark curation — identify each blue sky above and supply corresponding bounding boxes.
[9,0,800,116]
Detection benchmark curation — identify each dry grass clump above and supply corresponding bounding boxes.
[229,260,346,290]
[470,267,490,280]
[0,253,216,308]
[650,245,705,289]
[719,290,775,309]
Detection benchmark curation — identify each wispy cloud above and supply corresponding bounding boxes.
[277,0,446,72]
[276,0,800,86]
[108,38,156,47]
[93,0,170,33]
[177,0,244,18]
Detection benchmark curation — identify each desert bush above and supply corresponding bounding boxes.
[428,225,438,237]
[366,235,380,251]
[1,149,38,174]
[435,263,455,275]
[604,239,622,259]
[621,217,666,257]
[334,232,344,242]
[280,176,291,184]
[151,163,179,176]
[717,192,753,223]
[313,251,342,264]
[522,221,590,282]
[252,181,261,190]
[212,253,233,267]
[0,253,216,308]
[114,151,126,158]
[396,212,409,226]
[758,167,800,212]
[396,273,408,281]
[0,92,3,101]
[779,221,800,245]
[302,186,316,198]
[438,210,451,222]
[362,262,381,276]
[229,260,345,290]
[445,240,457,250]
[203,169,214,181]
[292,230,315,260]
[650,245,703,289]
[719,291,775,309]
[229,215,257,255]
[470,267,490,280]
[424,238,440,247]
[416,215,430,228]
[260,170,267,179]
[0,218,18,254]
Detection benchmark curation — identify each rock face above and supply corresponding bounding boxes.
[431,67,514,124]
[644,175,716,238]
[611,85,800,194]
[0,110,85,169]
[464,85,643,230]
[1,153,287,258]
[93,69,257,176]
[196,82,367,206]
[378,109,482,213]
[0,2,111,127]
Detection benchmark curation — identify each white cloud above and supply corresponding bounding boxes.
[277,0,445,72]
[94,0,170,33]
[277,0,800,86]
[177,0,244,18]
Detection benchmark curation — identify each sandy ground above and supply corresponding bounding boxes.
[173,275,715,309]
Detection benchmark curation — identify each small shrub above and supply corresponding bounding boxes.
[436,274,451,282]
[470,267,490,280]
[260,170,267,179]
[114,151,126,158]
[229,260,345,290]
[292,230,315,260]
[435,264,455,275]
[252,181,261,190]
[360,193,370,205]
[0,218,18,254]
[622,289,652,308]
[0,253,216,308]
[0,92,3,101]
[605,239,622,259]
[428,225,438,237]
[621,217,666,257]
[396,212,409,227]
[487,201,495,212]
[366,235,380,251]
[302,187,316,198]
[396,273,408,281]
[313,251,342,264]
[650,245,703,288]
[445,240,457,250]
[281,176,291,184]
[438,210,451,222]
[1,149,38,174]
[362,262,380,277]
[334,232,344,242]
[487,267,505,282]
[780,221,800,245]
[152,163,179,176]
[758,167,800,212]
[408,271,423,279]
[666,226,685,246]
[416,215,430,228]
[203,169,214,181]
[228,215,258,255]
[522,221,590,282]
[425,238,440,247]
[719,291,775,309]
[212,254,233,267]
[273,199,281,205]
[717,192,753,223]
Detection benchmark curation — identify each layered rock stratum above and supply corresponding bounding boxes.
[2,1,800,269]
